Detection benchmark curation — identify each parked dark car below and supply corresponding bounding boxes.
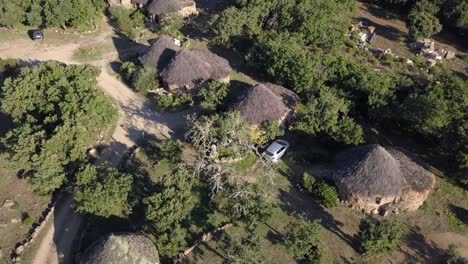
[29,29,44,41]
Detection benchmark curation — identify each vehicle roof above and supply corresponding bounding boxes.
[266,140,289,153]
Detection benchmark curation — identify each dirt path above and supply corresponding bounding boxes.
[0,18,188,264]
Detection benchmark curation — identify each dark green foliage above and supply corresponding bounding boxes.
[283,213,324,263]
[0,62,117,194]
[44,0,104,30]
[144,165,196,256]
[294,89,364,145]
[75,165,133,217]
[221,232,266,264]
[199,81,229,112]
[131,67,159,95]
[302,173,316,193]
[156,93,193,110]
[0,0,26,28]
[313,180,339,208]
[120,62,159,95]
[356,217,406,256]
[212,0,354,49]
[302,173,339,208]
[214,183,273,230]
[246,33,323,94]
[0,0,104,29]
[157,139,184,163]
[408,1,443,40]
[255,121,285,145]
[400,73,467,136]
[25,0,43,26]
[158,15,184,39]
[109,6,145,40]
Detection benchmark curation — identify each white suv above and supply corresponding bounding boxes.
[262,140,290,163]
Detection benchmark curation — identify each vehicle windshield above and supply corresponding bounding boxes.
[264,150,275,156]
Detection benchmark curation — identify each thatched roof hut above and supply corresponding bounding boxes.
[333,144,435,214]
[231,83,300,126]
[146,0,198,19]
[80,233,159,264]
[139,35,180,72]
[160,49,232,92]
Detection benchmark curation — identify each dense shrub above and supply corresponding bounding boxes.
[302,173,339,208]
[198,81,229,112]
[109,6,145,40]
[445,244,463,264]
[120,62,159,95]
[283,213,324,264]
[0,62,117,194]
[0,0,104,30]
[156,93,193,110]
[75,165,133,217]
[132,67,159,95]
[356,217,406,256]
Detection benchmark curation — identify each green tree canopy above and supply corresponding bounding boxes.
[356,217,406,256]
[0,62,117,194]
[283,213,324,264]
[75,164,134,217]
[294,89,364,145]
[408,0,443,40]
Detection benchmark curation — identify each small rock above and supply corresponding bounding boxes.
[13,256,21,262]
[15,245,24,254]
[3,200,15,209]
[11,218,20,224]
[371,208,379,215]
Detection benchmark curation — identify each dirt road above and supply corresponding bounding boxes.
[0,19,187,264]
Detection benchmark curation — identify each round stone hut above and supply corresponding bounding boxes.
[333,144,435,214]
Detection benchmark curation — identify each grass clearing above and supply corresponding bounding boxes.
[72,46,104,62]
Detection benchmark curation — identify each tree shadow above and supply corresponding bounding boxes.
[111,32,148,62]
[449,204,468,225]
[104,17,148,62]
[277,187,360,253]
[400,228,446,263]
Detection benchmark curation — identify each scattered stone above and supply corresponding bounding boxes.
[371,208,379,215]
[11,218,20,224]
[445,50,455,59]
[2,200,15,209]
[15,245,24,254]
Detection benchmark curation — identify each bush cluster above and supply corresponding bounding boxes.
[302,173,339,208]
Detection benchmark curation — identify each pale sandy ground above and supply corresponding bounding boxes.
[0,18,188,264]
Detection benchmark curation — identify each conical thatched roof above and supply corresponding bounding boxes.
[333,144,435,198]
[160,49,232,90]
[139,35,180,72]
[231,83,300,125]
[80,233,159,264]
[189,49,232,80]
[146,0,194,16]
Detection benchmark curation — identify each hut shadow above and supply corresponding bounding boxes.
[105,15,148,61]
[277,187,360,253]
[111,33,148,61]
[400,228,446,263]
